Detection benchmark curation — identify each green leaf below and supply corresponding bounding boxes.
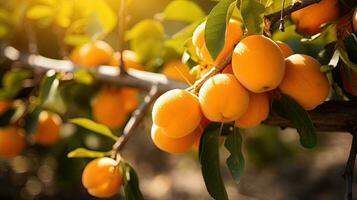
[0,68,32,99]
[120,161,145,200]
[205,0,234,60]
[199,125,228,200]
[67,148,107,158]
[161,0,205,22]
[39,70,58,104]
[239,0,265,34]
[338,46,357,72]
[70,118,118,140]
[0,108,16,127]
[24,106,42,135]
[224,127,244,183]
[272,94,317,148]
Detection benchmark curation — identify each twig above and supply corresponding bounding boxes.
[343,129,357,200]
[263,0,321,35]
[24,19,38,54]
[117,0,127,76]
[112,85,159,155]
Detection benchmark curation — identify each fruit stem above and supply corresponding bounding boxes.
[118,0,128,76]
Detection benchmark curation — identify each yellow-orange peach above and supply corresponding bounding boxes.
[0,126,25,157]
[279,54,330,110]
[77,40,113,67]
[152,89,201,138]
[33,111,62,146]
[151,125,202,154]
[275,41,294,58]
[232,35,285,93]
[199,73,249,122]
[162,60,195,84]
[82,157,122,198]
[235,92,270,128]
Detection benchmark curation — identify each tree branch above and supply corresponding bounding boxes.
[117,0,127,75]
[112,85,159,155]
[263,0,321,35]
[343,130,357,200]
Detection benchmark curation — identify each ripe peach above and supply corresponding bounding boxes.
[33,111,62,146]
[275,41,294,58]
[77,40,113,67]
[0,126,25,157]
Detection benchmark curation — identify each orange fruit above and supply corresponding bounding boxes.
[275,41,294,58]
[121,87,139,112]
[0,101,11,115]
[199,73,249,122]
[82,157,122,198]
[33,111,62,146]
[235,92,270,128]
[232,35,285,93]
[152,89,202,138]
[0,126,25,157]
[151,125,202,154]
[279,54,330,110]
[77,40,113,67]
[92,88,127,128]
[291,0,340,35]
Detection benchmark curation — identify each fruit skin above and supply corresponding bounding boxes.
[152,89,202,138]
[82,157,122,198]
[235,92,270,128]
[232,35,285,93]
[340,64,357,96]
[70,47,80,63]
[109,50,145,71]
[199,74,249,122]
[275,41,294,58]
[151,125,202,154]
[279,54,330,110]
[162,60,195,84]
[77,40,113,67]
[222,64,233,74]
[291,0,340,36]
[0,126,25,157]
[121,87,139,112]
[193,19,243,65]
[0,101,11,115]
[33,111,62,146]
[92,88,127,128]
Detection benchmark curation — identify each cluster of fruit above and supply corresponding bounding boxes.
[0,101,62,157]
[70,40,144,128]
[150,16,331,155]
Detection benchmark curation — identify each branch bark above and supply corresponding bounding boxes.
[343,130,357,200]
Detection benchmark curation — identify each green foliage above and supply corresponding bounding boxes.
[238,0,265,35]
[73,70,94,85]
[161,0,205,22]
[0,68,32,100]
[272,94,317,148]
[0,108,17,127]
[23,106,42,134]
[224,127,245,183]
[70,118,118,140]
[67,148,108,158]
[120,161,145,200]
[38,70,58,104]
[205,0,235,60]
[199,124,228,200]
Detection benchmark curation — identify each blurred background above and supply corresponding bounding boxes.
[0,0,354,200]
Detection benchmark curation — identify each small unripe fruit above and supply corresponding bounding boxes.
[152,89,201,138]
[232,35,285,93]
[33,111,62,146]
[0,126,25,157]
[151,125,202,154]
[279,54,330,110]
[82,157,122,198]
[235,92,270,128]
[199,74,249,122]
